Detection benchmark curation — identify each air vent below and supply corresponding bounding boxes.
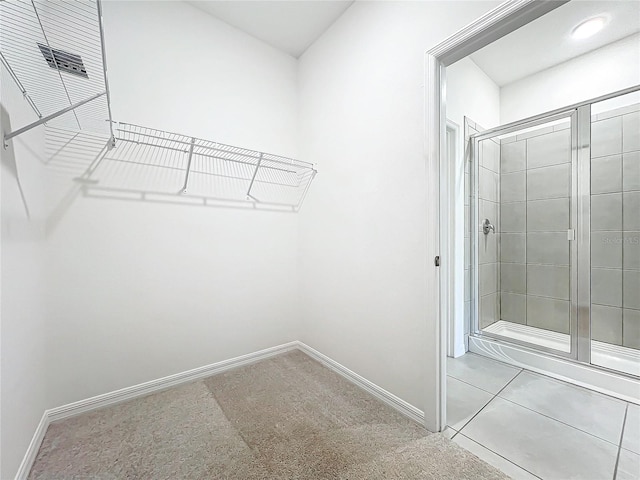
[37,43,88,78]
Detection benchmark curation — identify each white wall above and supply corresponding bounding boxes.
[297,0,501,414]
[0,67,49,480]
[42,0,301,408]
[501,33,640,123]
[445,58,501,357]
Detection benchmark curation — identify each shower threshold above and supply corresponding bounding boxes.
[483,320,640,377]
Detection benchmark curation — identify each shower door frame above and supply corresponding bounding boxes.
[468,85,640,370]
[470,108,580,360]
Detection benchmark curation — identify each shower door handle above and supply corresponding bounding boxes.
[483,219,495,235]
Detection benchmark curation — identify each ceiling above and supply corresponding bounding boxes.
[186,1,354,58]
[470,0,640,87]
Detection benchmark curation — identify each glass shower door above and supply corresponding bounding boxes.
[589,91,640,376]
[472,112,578,357]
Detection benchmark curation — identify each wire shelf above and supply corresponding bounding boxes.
[1,1,316,211]
[0,0,112,136]
[85,122,316,211]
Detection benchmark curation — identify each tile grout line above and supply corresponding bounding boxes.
[456,432,543,480]
[515,367,634,405]
[494,393,624,449]
[612,403,629,480]
[455,369,523,435]
[447,374,507,396]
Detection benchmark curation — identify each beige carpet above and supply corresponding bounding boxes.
[29,350,509,479]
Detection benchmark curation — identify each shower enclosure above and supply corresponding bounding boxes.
[468,87,640,383]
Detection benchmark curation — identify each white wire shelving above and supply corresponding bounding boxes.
[1,0,316,211]
[0,0,114,142]
[81,123,316,212]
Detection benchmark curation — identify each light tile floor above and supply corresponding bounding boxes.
[446,352,640,480]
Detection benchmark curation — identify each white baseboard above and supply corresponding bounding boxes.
[46,341,299,423]
[15,341,298,480]
[296,342,425,424]
[15,340,424,479]
[14,412,49,480]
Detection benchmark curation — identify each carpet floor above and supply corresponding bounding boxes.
[29,350,509,479]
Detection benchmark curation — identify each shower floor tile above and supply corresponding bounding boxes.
[446,353,638,480]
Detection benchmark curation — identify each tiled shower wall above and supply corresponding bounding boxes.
[465,105,639,347]
[464,117,501,330]
[463,119,476,341]
[590,105,640,349]
[478,137,501,329]
[499,126,572,334]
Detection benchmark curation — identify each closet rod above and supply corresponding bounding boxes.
[3,91,105,146]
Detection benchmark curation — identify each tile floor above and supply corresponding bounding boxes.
[446,352,640,480]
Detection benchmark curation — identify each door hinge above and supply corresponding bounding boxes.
[434,255,440,267]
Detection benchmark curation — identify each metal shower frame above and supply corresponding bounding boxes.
[468,84,640,369]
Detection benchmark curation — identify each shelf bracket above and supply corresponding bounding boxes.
[181,137,196,194]
[246,153,263,200]
[3,91,106,148]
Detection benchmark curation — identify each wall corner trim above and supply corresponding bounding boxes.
[14,341,424,479]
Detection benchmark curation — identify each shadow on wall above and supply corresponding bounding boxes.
[3,120,318,234]
[1,104,31,219]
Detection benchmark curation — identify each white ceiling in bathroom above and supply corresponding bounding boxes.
[185,1,354,58]
[470,0,640,86]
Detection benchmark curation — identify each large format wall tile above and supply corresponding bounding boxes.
[481,139,500,173]
[501,293,526,324]
[479,166,499,202]
[623,308,640,349]
[623,270,640,310]
[592,116,623,158]
[526,296,570,334]
[527,198,569,232]
[623,192,640,230]
[479,200,498,233]
[500,140,526,173]
[623,232,640,270]
[500,263,526,294]
[591,231,623,269]
[527,232,569,266]
[591,268,623,307]
[527,265,569,300]
[527,130,570,169]
[480,263,498,297]
[501,171,526,202]
[591,304,623,345]
[480,293,499,328]
[591,154,622,194]
[479,232,498,264]
[500,202,526,233]
[623,111,640,153]
[623,151,640,191]
[527,164,570,200]
[501,234,526,264]
[591,193,623,231]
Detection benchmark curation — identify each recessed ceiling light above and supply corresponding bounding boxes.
[572,17,606,40]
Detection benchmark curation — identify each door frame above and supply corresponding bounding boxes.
[423,0,569,433]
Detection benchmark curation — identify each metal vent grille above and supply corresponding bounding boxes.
[37,42,88,78]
